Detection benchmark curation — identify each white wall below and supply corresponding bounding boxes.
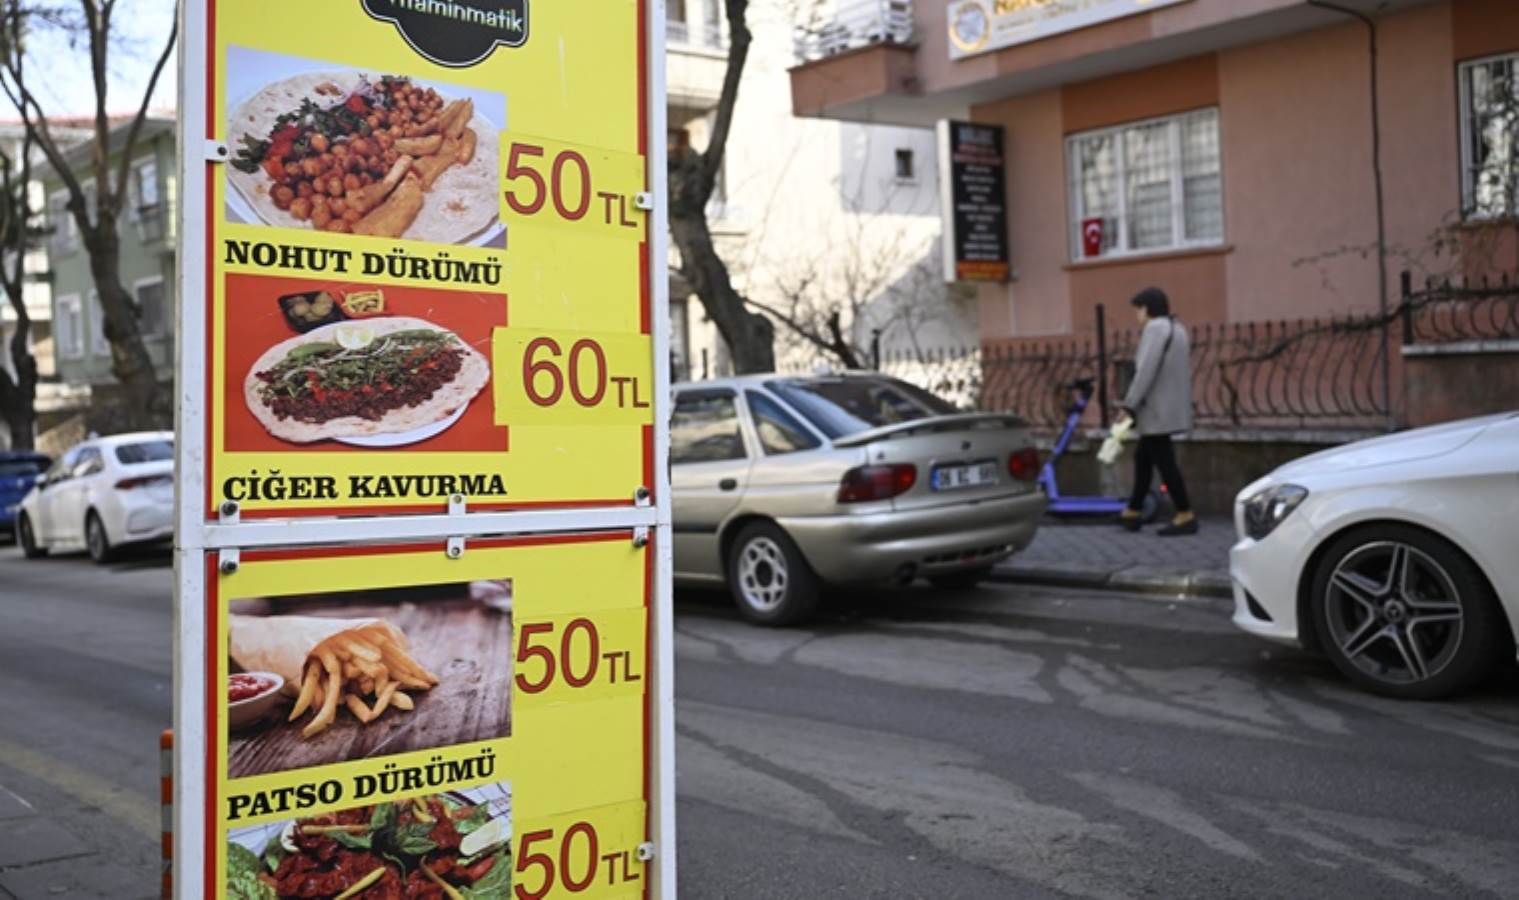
[672,0,977,379]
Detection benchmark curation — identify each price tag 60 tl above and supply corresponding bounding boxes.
[494,328,654,427]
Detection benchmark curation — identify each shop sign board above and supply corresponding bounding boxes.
[174,1,672,897]
[947,0,1192,60]
[937,120,1010,283]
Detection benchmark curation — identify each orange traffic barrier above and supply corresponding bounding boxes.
[161,729,173,900]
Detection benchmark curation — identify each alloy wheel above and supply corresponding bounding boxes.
[87,516,107,561]
[1323,541,1465,686]
[736,536,789,612]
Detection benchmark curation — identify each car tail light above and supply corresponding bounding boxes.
[117,475,171,491]
[837,464,917,503]
[1008,447,1040,482]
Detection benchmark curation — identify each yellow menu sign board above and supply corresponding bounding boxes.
[201,0,653,520]
[213,535,653,899]
[175,2,671,898]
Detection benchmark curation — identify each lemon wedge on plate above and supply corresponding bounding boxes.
[333,323,376,350]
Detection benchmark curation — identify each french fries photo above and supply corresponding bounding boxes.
[229,613,441,740]
[292,623,439,738]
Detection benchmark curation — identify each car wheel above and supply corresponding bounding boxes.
[1311,524,1510,700]
[928,566,994,590]
[85,511,115,564]
[726,522,821,627]
[17,514,46,559]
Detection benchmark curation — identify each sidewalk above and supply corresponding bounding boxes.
[993,515,1235,601]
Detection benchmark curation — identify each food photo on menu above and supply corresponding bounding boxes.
[225,45,506,247]
[223,273,503,451]
[226,580,513,779]
[226,782,512,899]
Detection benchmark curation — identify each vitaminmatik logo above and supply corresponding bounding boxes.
[361,0,529,68]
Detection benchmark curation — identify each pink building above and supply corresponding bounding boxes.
[789,0,1519,348]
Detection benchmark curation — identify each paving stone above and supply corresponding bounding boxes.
[0,857,156,900]
[0,817,90,869]
[994,516,1234,600]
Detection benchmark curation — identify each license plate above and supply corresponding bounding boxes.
[931,461,998,491]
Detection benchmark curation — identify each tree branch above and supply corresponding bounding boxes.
[110,10,175,216]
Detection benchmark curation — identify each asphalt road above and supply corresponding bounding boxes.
[1,545,1517,898]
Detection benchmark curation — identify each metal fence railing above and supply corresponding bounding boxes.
[794,0,914,63]
[774,270,1517,434]
[865,312,1397,433]
[1401,271,1519,345]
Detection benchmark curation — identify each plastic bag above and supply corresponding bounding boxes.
[1096,418,1133,466]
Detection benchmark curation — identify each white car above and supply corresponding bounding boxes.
[16,431,175,564]
[1230,412,1518,699]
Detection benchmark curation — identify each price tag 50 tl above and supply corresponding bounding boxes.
[514,608,646,706]
[501,136,646,238]
[514,800,647,899]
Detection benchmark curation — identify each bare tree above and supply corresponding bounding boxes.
[0,1,177,427]
[748,123,959,371]
[0,130,36,448]
[669,0,776,374]
[756,211,942,370]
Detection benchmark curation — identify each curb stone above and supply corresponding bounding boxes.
[991,561,1234,611]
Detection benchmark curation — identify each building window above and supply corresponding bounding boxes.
[136,277,167,338]
[48,191,78,256]
[55,294,83,359]
[894,148,916,182]
[701,0,725,49]
[1459,53,1519,219]
[88,290,109,357]
[131,158,166,242]
[1066,108,1223,261]
[666,0,688,45]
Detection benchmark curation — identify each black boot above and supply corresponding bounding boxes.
[1118,514,1142,533]
[1157,518,1199,537]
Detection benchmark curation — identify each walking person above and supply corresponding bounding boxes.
[1117,288,1198,536]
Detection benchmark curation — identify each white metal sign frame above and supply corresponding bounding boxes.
[171,0,674,896]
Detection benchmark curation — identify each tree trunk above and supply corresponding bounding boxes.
[669,204,775,373]
[83,216,169,428]
[0,320,37,450]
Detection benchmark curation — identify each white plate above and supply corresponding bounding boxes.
[336,401,469,448]
[224,190,506,248]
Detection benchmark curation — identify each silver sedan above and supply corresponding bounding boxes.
[672,373,1046,624]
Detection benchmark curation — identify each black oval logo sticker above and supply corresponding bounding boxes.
[362,0,529,68]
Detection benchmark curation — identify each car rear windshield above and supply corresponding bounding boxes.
[0,460,44,477]
[764,377,959,439]
[115,440,174,465]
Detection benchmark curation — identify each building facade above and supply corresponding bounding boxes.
[40,116,178,395]
[789,0,1519,344]
[669,0,976,381]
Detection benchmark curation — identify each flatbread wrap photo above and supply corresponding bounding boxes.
[243,316,490,445]
[226,65,501,245]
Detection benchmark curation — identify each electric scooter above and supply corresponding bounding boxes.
[1038,378,1164,522]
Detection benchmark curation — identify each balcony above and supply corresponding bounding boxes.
[793,0,914,63]
[666,14,729,116]
[789,0,920,122]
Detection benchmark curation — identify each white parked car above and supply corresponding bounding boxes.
[16,431,174,564]
[1230,412,1518,699]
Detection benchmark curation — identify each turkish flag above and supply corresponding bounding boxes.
[1081,218,1105,257]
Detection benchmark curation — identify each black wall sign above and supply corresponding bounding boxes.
[362,0,529,67]
[939,121,1010,283]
